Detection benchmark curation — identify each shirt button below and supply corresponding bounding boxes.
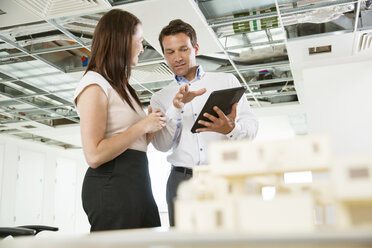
[194,113,197,116]
[230,135,233,138]
[200,148,203,151]
[181,111,184,114]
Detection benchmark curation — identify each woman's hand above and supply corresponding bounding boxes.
[141,105,166,133]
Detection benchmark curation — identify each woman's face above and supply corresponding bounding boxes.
[131,24,144,66]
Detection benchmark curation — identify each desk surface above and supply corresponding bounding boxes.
[2,228,372,248]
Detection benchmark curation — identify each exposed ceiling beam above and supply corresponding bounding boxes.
[0,34,65,72]
[47,19,91,52]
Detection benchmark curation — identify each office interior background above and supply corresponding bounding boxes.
[0,0,372,235]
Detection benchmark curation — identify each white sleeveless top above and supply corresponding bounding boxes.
[74,71,147,152]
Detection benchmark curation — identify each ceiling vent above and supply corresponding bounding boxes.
[131,63,174,84]
[357,32,372,53]
[14,0,111,19]
[308,45,332,55]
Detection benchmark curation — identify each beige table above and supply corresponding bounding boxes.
[2,227,372,248]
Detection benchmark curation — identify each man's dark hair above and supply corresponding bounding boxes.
[158,19,197,53]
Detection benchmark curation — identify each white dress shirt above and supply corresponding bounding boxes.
[150,66,258,168]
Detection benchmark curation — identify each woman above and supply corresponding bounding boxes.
[73,9,165,231]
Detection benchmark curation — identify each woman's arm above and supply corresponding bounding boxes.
[146,133,156,144]
[145,106,166,144]
[77,84,164,168]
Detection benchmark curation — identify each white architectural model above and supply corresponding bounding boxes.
[174,135,372,233]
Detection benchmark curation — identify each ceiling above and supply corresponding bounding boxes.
[0,0,369,148]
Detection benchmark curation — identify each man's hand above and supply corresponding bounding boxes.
[196,103,238,134]
[173,84,206,109]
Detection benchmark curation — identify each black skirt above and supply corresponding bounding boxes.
[81,149,160,232]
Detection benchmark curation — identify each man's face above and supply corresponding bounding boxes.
[162,33,199,80]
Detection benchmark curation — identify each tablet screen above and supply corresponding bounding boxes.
[191,86,245,133]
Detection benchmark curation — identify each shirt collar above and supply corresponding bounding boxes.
[174,65,205,84]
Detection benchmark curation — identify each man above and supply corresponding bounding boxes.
[150,19,258,226]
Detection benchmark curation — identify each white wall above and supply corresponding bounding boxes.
[302,60,372,157]
[251,103,306,142]
[147,144,171,227]
[286,31,372,157]
[255,115,296,141]
[0,135,90,234]
[0,134,174,232]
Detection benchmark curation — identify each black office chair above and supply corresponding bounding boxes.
[18,225,58,234]
[0,225,58,238]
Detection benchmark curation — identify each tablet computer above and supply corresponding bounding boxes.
[191,86,246,133]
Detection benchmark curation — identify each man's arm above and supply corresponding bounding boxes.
[227,94,258,140]
[228,74,258,140]
[195,74,258,140]
[150,85,207,151]
[150,95,182,152]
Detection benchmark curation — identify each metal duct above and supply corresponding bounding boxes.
[281,4,354,26]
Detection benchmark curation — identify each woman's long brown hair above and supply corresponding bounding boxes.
[85,9,142,111]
